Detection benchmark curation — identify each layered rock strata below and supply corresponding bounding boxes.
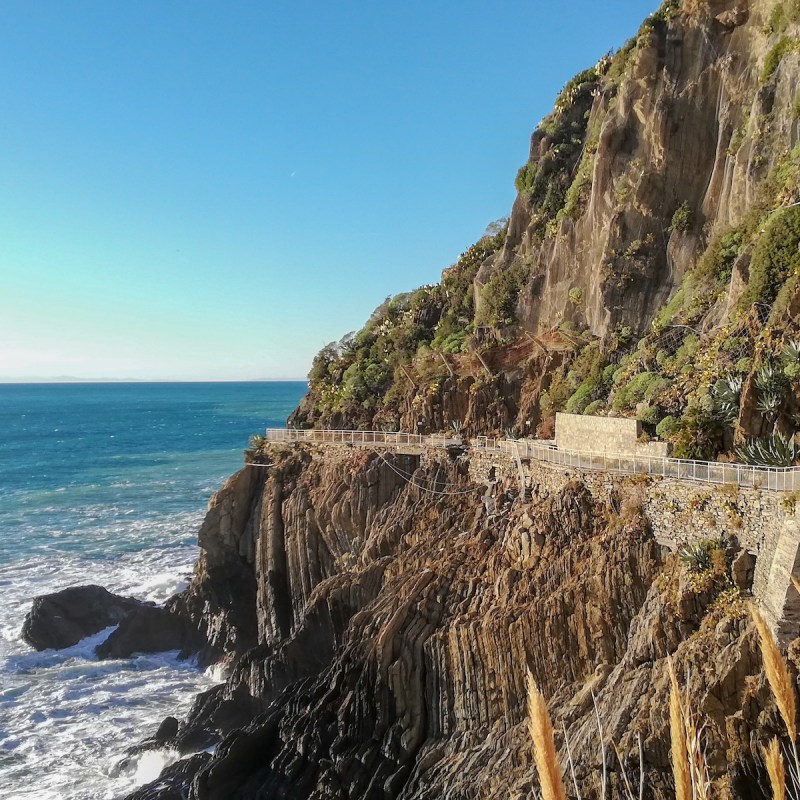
[127,444,788,800]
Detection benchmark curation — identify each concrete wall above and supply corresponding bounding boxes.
[466,448,800,637]
[555,413,670,458]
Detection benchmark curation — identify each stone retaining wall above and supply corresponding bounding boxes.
[555,412,671,457]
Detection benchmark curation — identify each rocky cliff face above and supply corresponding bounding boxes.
[291,0,800,455]
[125,3,800,797]
[128,445,787,799]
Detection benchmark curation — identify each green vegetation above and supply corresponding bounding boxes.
[583,399,605,416]
[514,61,607,236]
[476,262,529,326]
[735,433,799,467]
[431,312,469,353]
[552,66,601,114]
[655,415,677,439]
[670,201,693,233]
[761,36,798,82]
[711,375,742,423]
[764,0,800,35]
[743,206,800,306]
[651,288,685,333]
[671,407,725,460]
[604,41,637,88]
[298,0,800,448]
[680,539,724,573]
[782,339,800,380]
[568,287,583,306]
[695,227,744,285]
[542,340,607,418]
[610,371,667,412]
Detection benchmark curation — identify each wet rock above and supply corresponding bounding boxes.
[21,585,146,651]
[125,753,211,800]
[96,605,204,660]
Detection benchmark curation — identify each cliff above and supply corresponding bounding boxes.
[124,2,800,797]
[128,446,788,799]
[291,0,800,464]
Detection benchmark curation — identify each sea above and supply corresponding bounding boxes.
[0,381,307,800]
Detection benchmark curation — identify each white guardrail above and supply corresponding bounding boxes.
[265,429,800,493]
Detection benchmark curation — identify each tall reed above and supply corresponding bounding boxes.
[751,605,800,791]
[668,659,692,800]
[764,737,787,800]
[526,671,567,800]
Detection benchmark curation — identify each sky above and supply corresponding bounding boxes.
[0,0,660,381]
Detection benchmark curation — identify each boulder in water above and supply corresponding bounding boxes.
[95,605,204,660]
[21,585,147,651]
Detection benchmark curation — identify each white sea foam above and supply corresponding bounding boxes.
[203,661,230,684]
[0,523,214,800]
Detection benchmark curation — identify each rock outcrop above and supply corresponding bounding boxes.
[126,445,787,799]
[21,585,146,651]
[291,0,800,452]
[96,605,204,660]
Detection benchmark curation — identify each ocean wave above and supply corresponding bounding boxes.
[0,549,213,800]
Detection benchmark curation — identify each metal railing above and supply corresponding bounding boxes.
[475,437,800,492]
[265,429,800,492]
[265,428,463,449]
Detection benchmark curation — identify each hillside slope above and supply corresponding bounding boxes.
[292,0,800,467]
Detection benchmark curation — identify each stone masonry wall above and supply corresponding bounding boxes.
[555,412,671,458]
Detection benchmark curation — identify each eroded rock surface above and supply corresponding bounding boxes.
[126,446,787,800]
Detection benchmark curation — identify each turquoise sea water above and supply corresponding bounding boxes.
[0,381,306,800]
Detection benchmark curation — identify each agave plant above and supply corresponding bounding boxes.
[782,339,800,381]
[756,391,783,421]
[782,339,800,367]
[248,433,268,455]
[712,375,742,423]
[755,361,788,396]
[450,420,464,434]
[734,432,800,467]
[679,540,723,573]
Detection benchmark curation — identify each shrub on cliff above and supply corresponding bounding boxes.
[477,263,529,327]
[670,201,694,233]
[655,414,677,439]
[734,433,799,467]
[762,36,798,82]
[671,406,724,460]
[744,206,800,307]
[679,539,725,574]
[611,371,667,413]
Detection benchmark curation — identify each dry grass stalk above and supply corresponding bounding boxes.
[611,738,638,800]
[591,691,608,800]
[751,606,798,741]
[684,708,711,800]
[526,671,567,800]
[668,659,692,800]
[561,722,583,800]
[764,737,786,800]
[791,575,800,597]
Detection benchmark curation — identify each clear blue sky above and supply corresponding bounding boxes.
[0,0,658,381]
